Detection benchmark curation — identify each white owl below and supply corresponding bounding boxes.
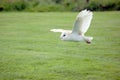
[50,9,93,44]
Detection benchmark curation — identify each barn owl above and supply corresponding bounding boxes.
[50,9,93,44]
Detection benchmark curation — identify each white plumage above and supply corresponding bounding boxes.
[50,9,93,44]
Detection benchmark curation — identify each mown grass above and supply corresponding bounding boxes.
[0,11,120,80]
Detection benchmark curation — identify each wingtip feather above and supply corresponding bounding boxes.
[77,9,93,18]
[50,29,64,33]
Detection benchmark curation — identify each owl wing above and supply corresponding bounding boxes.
[72,9,93,35]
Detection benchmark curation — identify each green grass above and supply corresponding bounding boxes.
[0,11,120,80]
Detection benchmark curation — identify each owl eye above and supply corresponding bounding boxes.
[63,34,66,37]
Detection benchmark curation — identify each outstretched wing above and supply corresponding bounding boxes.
[72,9,93,35]
[50,29,65,33]
[50,29,72,33]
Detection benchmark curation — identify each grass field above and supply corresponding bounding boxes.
[0,11,120,80]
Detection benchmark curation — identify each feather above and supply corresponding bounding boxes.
[50,29,64,33]
[72,9,93,35]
